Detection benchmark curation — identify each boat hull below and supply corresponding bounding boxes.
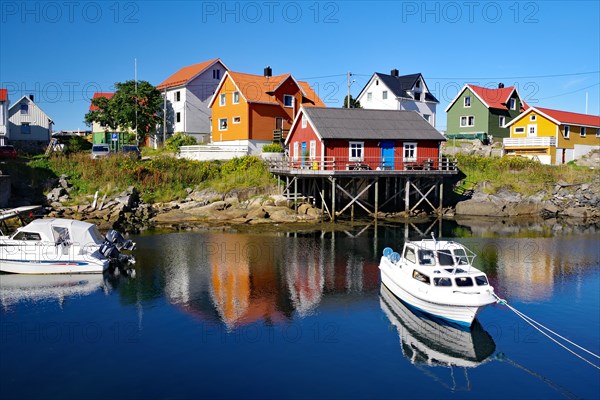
[0,258,108,274]
[380,258,494,327]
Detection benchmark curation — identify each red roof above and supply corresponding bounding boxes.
[468,84,518,110]
[89,92,114,111]
[157,58,221,90]
[0,89,7,102]
[536,107,600,127]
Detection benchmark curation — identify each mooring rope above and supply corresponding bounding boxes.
[493,293,600,370]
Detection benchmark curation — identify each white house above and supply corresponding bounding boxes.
[8,95,53,150]
[157,58,229,143]
[0,89,8,145]
[356,69,439,127]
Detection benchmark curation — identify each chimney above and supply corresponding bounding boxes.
[29,94,34,101]
[391,69,399,77]
[498,83,505,89]
[264,66,272,78]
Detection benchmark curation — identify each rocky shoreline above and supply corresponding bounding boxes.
[42,175,600,233]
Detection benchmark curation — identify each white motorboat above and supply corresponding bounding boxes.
[0,218,135,274]
[379,236,496,327]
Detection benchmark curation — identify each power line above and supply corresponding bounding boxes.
[538,82,600,100]
[352,70,600,80]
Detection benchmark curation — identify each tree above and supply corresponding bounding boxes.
[343,95,362,109]
[85,80,163,141]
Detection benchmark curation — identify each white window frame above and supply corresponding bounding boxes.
[283,95,294,108]
[301,115,307,128]
[464,96,471,107]
[580,127,586,137]
[309,140,316,160]
[218,118,228,131]
[293,142,299,161]
[232,116,241,124]
[499,116,506,127]
[509,98,516,110]
[232,91,239,104]
[514,127,525,134]
[527,124,537,137]
[349,141,364,161]
[382,90,388,100]
[530,114,536,121]
[403,142,417,162]
[423,114,431,123]
[563,125,570,138]
[460,116,474,127]
[367,92,372,101]
[219,93,226,106]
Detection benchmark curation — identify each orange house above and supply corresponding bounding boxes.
[208,69,325,154]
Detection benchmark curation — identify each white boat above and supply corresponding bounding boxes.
[0,218,135,274]
[379,237,496,327]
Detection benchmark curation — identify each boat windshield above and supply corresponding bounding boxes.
[453,248,469,265]
[418,250,436,266]
[52,226,71,244]
[437,250,455,266]
[88,225,105,244]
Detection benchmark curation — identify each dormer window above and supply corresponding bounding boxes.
[283,95,294,107]
[509,98,516,110]
[415,80,421,89]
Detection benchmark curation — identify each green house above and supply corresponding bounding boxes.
[445,84,527,140]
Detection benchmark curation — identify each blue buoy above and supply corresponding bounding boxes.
[390,252,401,263]
[383,247,393,257]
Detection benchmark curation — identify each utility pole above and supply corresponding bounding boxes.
[163,87,167,147]
[585,92,589,114]
[134,58,138,144]
[347,71,352,108]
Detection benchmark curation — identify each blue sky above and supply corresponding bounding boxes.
[1,0,599,131]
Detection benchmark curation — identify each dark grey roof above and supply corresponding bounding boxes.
[376,73,439,103]
[303,108,445,141]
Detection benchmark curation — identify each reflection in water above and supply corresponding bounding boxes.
[159,230,380,328]
[0,274,105,308]
[380,284,496,391]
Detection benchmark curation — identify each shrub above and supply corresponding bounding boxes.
[165,132,197,152]
[262,143,284,153]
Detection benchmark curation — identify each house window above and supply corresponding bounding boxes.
[213,69,220,80]
[415,80,421,89]
[233,116,241,124]
[499,116,506,127]
[509,98,516,110]
[349,141,364,161]
[530,114,536,121]
[175,91,181,102]
[293,142,299,161]
[460,116,474,127]
[219,93,226,106]
[563,125,570,138]
[301,115,307,128]
[176,112,181,123]
[283,95,294,108]
[423,114,431,123]
[382,91,388,100]
[21,123,31,134]
[403,143,417,161]
[580,127,586,137]
[20,103,28,114]
[596,128,600,138]
[218,118,228,131]
[367,92,372,101]
[514,127,525,134]
[309,140,316,160]
[464,96,471,107]
[375,80,379,86]
[233,91,239,104]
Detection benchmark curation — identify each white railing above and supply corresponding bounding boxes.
[268,156,457,172]
[503,137,556,147]
[178,145,248,161]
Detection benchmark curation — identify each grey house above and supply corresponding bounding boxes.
[8,95,53,151]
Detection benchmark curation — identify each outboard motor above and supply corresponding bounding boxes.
[105,229,136,251]
[99,243,120,259]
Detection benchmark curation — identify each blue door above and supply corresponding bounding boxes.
[301,142,307,166]
[380,141,394,169]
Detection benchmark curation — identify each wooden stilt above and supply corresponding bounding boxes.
[374,179,379,220]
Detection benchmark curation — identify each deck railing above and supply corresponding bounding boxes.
[268,156,457,172]
[503,137,557,147]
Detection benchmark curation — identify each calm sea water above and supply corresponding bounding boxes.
[1,221,599,400]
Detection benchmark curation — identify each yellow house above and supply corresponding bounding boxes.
[503,107,600,165]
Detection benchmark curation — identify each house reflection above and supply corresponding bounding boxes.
[162,230,380,328]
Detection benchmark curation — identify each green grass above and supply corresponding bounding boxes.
[454,154,599,196]
[24,153,276,203]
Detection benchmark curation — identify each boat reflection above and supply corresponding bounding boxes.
[380,284,496,390]
[0,273,105,307]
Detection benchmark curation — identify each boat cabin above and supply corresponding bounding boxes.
[8,218,105,245]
